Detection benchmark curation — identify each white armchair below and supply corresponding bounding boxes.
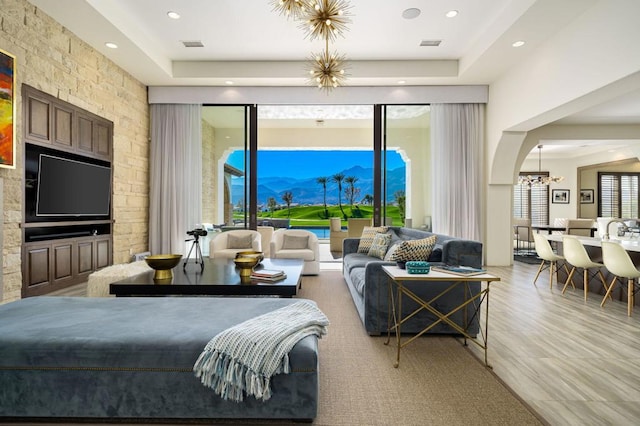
[270,229,319,275]
[209,230,262,259]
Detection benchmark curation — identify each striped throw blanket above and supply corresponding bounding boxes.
[193,300,329,402]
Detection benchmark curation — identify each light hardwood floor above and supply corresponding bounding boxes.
[49,255,640,425]
[469,261,640,426]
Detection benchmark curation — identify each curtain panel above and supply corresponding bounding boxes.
[430,103,485,241]
[149,104,202,255]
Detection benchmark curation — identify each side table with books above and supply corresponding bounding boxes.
[382,265,500,368]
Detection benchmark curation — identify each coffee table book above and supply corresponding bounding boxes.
[431,265,487,276]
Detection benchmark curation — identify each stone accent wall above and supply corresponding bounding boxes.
[0,0,149,303]
[201,120,216,225]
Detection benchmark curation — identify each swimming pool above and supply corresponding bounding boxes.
[289,227,333,239]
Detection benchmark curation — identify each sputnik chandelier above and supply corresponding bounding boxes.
[270,0,352,92]
[518,145,565,186]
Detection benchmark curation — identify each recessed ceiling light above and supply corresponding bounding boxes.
[225,81,234,85]
[105,42,118,49]
[397,80,406,85]
[445,10,458,18]
[512,40,525,47]
[402,8,421,19]
[167,11,180,19]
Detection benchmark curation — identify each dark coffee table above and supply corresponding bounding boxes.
[109,258,304,297]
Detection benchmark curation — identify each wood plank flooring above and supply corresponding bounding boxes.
[48,256,640,425]
[468,261,640,426]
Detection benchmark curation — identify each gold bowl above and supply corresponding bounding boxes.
[235,251,264,264]
[234,256,260,278]
[144,254,183,281]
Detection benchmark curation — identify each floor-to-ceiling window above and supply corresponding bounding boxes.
[201,104,431,242]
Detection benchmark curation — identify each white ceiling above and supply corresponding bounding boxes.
[27,0,640,157]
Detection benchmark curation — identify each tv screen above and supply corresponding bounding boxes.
[36,154,111,217]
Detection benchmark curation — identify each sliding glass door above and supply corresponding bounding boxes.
[379,105,431,229]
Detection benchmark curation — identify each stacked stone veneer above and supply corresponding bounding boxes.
[0,0,150,303]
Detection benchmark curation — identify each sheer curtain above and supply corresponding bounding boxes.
[149,104,202,255]
[430,103,484,241]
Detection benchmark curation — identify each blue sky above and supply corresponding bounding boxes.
[227,150,404,179]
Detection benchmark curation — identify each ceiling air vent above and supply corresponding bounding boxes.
[420,40,441,47]
[182,40,204,48]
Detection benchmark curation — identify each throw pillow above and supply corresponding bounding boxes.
[368,232,392,260]
[357,226,389,254]
[392,235,437,262]
[282,234,309,250]
[384,242,401,261]
[227,233,253,249]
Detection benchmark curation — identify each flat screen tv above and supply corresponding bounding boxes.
[36,154,111,217]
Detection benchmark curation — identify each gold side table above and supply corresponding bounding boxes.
[382,265,501,368]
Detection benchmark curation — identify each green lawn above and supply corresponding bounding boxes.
[236,205,403,227]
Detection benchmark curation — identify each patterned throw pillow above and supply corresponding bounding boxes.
[367,232,392,260]
[357,226,388,254]
[392,235,438,262]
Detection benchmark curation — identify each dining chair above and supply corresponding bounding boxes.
[561,236,609,301]
[532,232,571,289]
[600,241,640,316]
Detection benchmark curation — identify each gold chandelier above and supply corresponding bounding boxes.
[271,0,352,92]
[308,40,348,91]
[518,145,565,186]
[271,0,309,20]
[302,0,352,42]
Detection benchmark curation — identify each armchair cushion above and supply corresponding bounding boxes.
[227,233,253,249]
[283,234,309,250]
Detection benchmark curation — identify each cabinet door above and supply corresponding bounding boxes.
[76,112,94,154]
[53,103,74,149]
[24,92,51,144]
[95,237,111,269]
[24,244,51,288]
[52,241,74,283]
[94,120,112,158]
[77,240,95,274]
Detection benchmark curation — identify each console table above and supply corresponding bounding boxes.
[382,266,501,368]
[110,258,304,297]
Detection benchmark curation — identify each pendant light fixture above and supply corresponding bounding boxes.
[518,145,564,186]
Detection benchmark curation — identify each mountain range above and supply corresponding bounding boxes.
[232,165,406,206]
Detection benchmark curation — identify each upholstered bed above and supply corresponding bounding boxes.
[0,296,320,422]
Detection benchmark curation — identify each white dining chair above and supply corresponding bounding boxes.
[532,232,571,289]
[601,241,640,316]
[562,236,609,301]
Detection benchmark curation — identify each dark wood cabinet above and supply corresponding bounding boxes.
[21,85,114,297]
[23,235,113,297]
[22,85,112,161]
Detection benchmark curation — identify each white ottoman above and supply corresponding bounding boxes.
[86,261,152,297]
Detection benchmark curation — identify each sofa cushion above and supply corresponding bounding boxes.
[392,235,437,262]
[349,267,367,296]
[428,246,443,262]
[368,232,392,259]
[343,253,373,274]
[357,226,388,253]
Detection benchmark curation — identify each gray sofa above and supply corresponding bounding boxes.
[0,297,319,422]
[342,226,483,335]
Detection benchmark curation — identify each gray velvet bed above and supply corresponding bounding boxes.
[0,296,320,422]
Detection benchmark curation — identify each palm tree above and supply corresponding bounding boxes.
[281,191,293,217]
[361,194,374,205]
[332,173,346,218]
[316,177,329,218]
[267,197,277,218]
[344,176,359,207]
[394,190,406,223]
